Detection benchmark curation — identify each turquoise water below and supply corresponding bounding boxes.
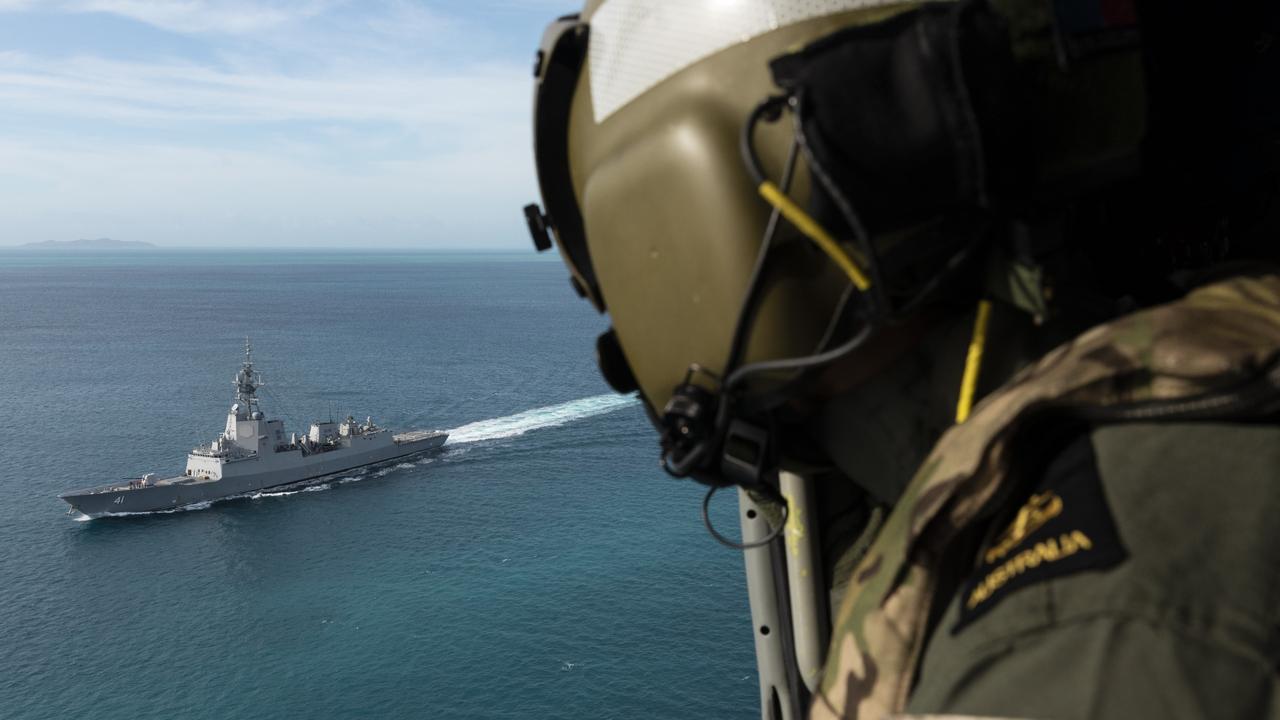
[0,251,756,719]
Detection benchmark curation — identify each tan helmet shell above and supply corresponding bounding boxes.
[570,2,918,412]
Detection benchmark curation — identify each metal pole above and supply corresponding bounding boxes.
[779,469,830,692]
[739,488,798,720]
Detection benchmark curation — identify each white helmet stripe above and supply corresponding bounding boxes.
[588,0,926,123]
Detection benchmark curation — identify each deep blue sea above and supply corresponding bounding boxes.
[0,250,756,719]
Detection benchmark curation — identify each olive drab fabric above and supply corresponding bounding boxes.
[811,274,1280,719]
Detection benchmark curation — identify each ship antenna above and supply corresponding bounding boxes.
[234,336,262,415]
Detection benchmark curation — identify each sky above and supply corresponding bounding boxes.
[0,1,566,248]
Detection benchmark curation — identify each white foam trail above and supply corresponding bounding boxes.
[445,394,636,445]
[256,482,333,498]
[98,500,216,518]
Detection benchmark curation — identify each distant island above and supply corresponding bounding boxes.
[19,238,156,249]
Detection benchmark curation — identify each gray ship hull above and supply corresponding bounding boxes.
[61,432,447,518]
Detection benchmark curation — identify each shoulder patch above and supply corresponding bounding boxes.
[953,435,1127,632]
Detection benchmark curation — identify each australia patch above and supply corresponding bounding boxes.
[953,435,1127,633]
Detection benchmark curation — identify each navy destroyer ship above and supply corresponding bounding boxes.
[60,342,448,519]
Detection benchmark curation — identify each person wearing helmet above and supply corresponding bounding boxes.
[526,1,1280,718]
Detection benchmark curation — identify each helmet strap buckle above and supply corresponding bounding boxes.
[719,419,771,490]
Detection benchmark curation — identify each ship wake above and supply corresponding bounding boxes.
[444,393,636,445]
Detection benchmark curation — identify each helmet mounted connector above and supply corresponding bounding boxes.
[523,203,553,252]
[659,365,721,480]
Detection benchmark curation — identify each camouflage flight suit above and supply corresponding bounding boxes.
[812,273,1280,719]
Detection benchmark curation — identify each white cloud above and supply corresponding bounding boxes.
[0,131,536,248]
[0,51,527,127]
[0,49,538,247]
[0,1,545,248]
[2,0,331,35]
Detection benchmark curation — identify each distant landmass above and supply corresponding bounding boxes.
[19,238,156,249]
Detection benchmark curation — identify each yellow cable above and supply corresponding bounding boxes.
[758,181,872,291]
[955,299,993,424]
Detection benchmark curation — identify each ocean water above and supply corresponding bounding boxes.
[0,250,756,719]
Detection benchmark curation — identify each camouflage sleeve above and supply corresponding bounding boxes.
[887,716,1028,719]
[905,422,1280,719]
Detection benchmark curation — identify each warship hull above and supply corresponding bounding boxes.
[61,431,447,518]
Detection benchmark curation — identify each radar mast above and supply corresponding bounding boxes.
[234,337,263,416]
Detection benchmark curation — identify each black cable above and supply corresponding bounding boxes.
[729,233,981,412]
[725,98,802,376]
[680,105,801,484]
[694,93,880,470]
[792,93,888,316]
[794,92,989,323]
[740,95,790,187]
[733,285,858,415]
[726,321,876,391]
[683,81,1002,500]
[717,96,869,407]
[889,232,984,320]
[701,484,789,550]
[814,284,857,354]
[722,93,884,394]
[686,90,949,486]
[661,441,713,479]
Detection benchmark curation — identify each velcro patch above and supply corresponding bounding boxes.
[953,435,1127,632]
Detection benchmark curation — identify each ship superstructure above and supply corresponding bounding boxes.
[61,341,448,518]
